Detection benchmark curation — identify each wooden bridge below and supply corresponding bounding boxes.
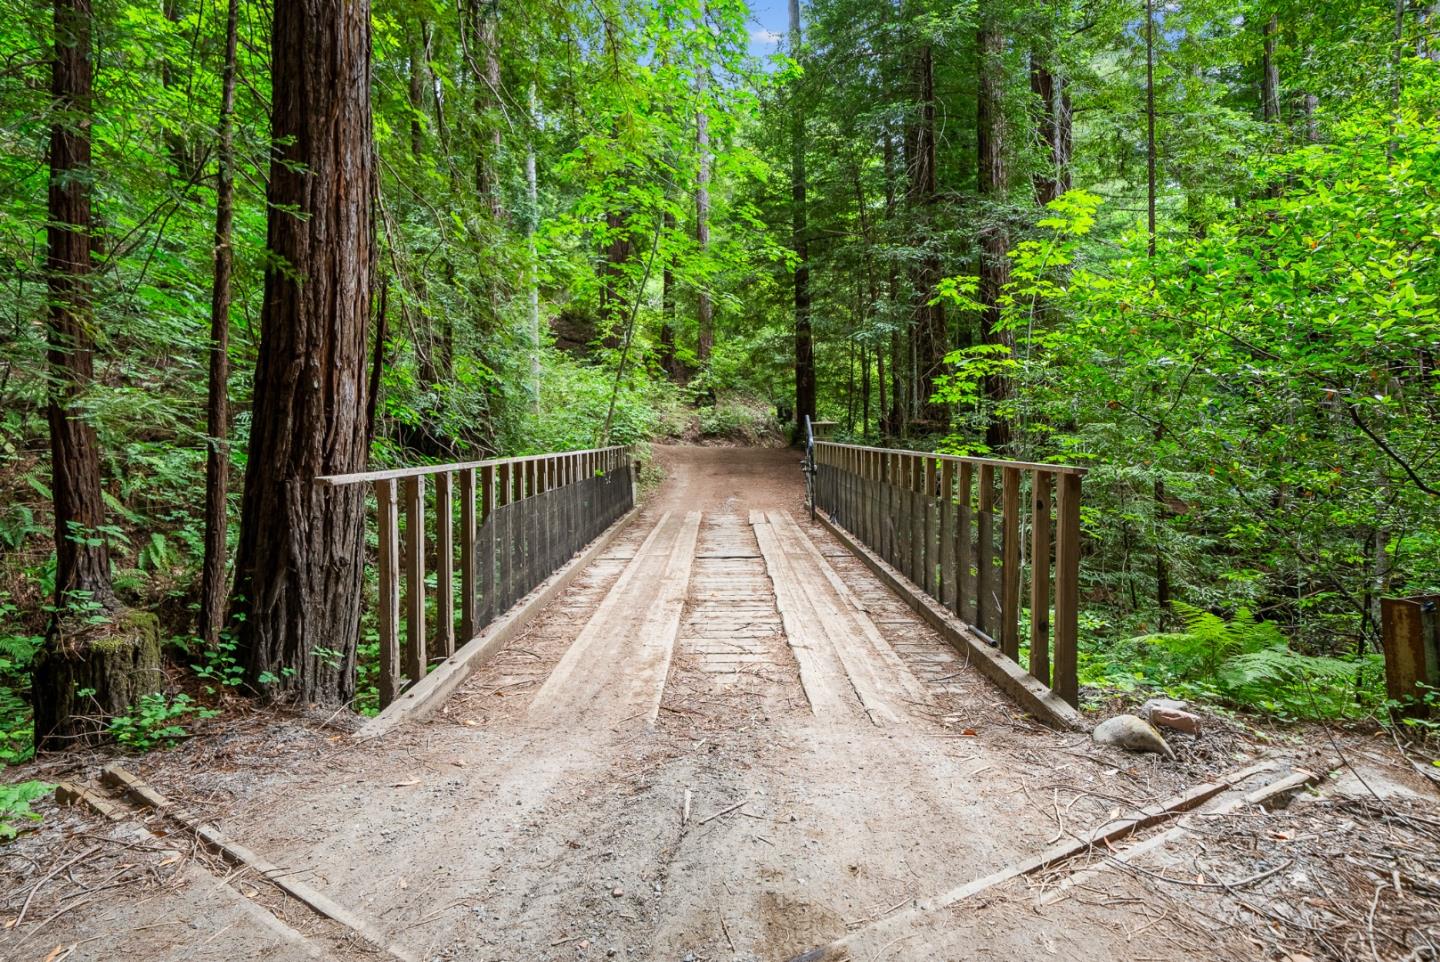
[319,440,1084,734]
[45,445,1340,962]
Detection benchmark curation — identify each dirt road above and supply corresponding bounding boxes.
[8,445,1431,962]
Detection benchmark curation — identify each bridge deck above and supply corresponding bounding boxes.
[31,447,1276,962]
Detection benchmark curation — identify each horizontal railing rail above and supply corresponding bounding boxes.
[319,445,636,708]
[813,441,1084,707]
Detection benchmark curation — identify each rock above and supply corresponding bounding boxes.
[611,886,624,898]
[1139,697,1188,716]
[1149,705,1203,735]
[1092,714,1175,759]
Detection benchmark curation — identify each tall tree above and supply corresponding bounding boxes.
[33,0,160,746]
[695,54,713,364]
[909,26,945,427]
[198,0,240,647]
[977,3,1013,452]
[1261,14,1280,123]
[790,0,815,436]
[230,0,376,702]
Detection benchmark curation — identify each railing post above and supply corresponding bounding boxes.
[1053,472,1081,707]
[923,457,938,597]
[376,478,401,707]
[1001,466,1021,660]
[957,462,973,623]
[480,463,495,628]
[976,464,995,636]
[435,470,455,659]
[460,467,477,643]
[1029,471,1052,686]
[940,459,955,610]
[402,475,427,685]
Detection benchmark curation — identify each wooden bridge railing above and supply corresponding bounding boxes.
[812,442,1084,706]
[318,446,635,708]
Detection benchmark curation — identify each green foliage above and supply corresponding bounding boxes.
[1087,601,1385,720]
[107,693,219,752]
[0,778,51,841]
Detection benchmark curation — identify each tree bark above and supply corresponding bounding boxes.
[978,11,1013,453]
[1145,0,1157,256]
[790,0,815,438]
[660,208,679,379]
[910,37,946,429]
[474,0,503,218]
[1261,15,1280,123]
[34,0,161,747]
[1030,52,1071,205]
[230,0,376,704]
[525,81,540,406]
[695,57,713,365]
[198,0,240,648]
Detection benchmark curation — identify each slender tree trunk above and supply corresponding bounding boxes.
[475,0,503,218]
[34,0,161,747]
[1145,0,1157,257]
[409,22,426,158]
[1303,91,1319,141]
[1145,0,1170,614]
[790,0,815,437]
[882,131,903,437]
[860,344,870,437]
[695,59,713,364]
[978,10,1013,453]
[1261,15,1280,123]
[230,0,376,703]
[1030,52,1071,205]
[525,81,540,408]
[910,38,946,428]
[660,208,679,379]
[198,0,240,647]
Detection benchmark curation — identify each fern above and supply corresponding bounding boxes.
[1130,602,1373,718]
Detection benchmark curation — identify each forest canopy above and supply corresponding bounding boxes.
[0,0,1437,751]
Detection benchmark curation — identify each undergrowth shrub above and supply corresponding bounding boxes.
[1079,601,1383,720]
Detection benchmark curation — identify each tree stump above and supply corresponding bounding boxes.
[33,609,163,749]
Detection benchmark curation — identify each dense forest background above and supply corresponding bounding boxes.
[0,0,1438,763]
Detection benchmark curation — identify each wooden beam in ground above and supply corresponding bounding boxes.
[101,764,419,962]
[783,759,1311,962]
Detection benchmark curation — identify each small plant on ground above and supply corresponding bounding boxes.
[108,692,218,751]
[0,778,52,840]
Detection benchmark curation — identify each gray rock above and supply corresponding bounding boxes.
[1139,697,1188,717]
[1092,714,1175,759]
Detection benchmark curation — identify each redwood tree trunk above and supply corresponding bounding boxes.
[34,0,161,747]
[198,0,239,647]
[978,12,1014,453]
[230,0,376,703]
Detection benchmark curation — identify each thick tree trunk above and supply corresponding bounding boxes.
[882,132,904,437]
[790,0,815,438]
[910,39,946,429]
[230,0,375,704]
[34,0,161,747]
[978,13,1013,453]
[198,0,240,647]
[695,60,713,364]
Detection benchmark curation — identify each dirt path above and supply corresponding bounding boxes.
[7,445,1434,962]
